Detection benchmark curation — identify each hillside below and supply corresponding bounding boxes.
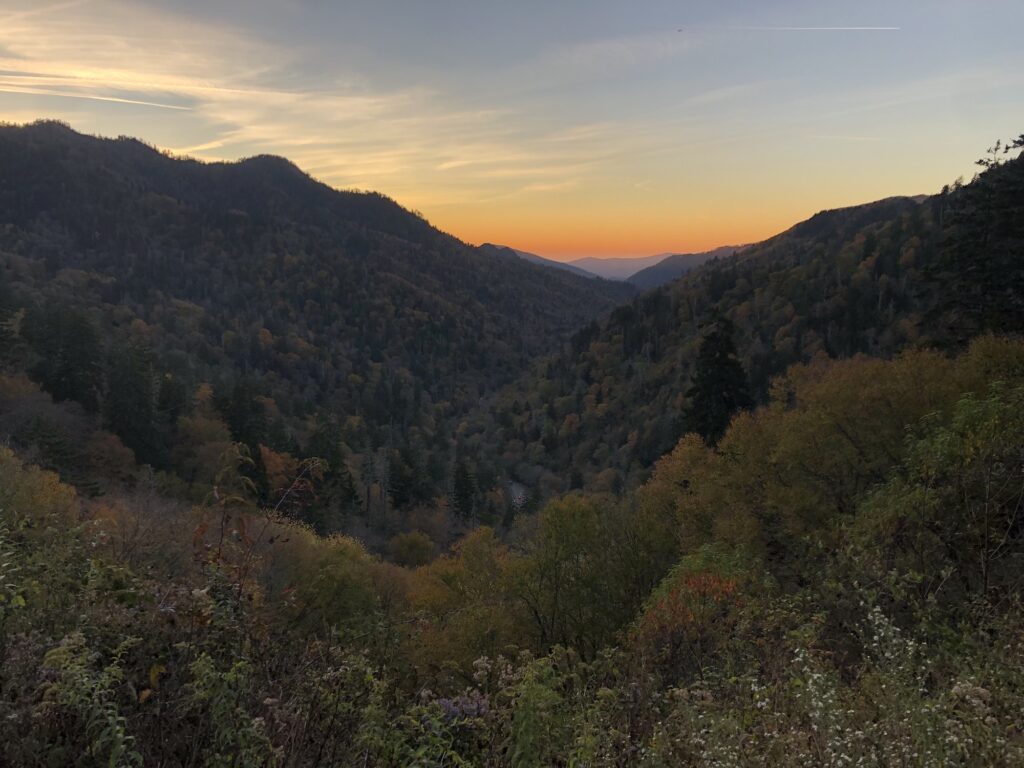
[627,245,742,289]
[5,331,1024,766]
[0,121,1022,765]
[458,153,1024,497]
[477,243,609,281]
[0,121,635,517]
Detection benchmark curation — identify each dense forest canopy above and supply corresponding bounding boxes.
[0,120,635,530]
[460,148,1024,498]
[0,125,1022,765]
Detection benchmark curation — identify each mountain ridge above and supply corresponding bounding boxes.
[456,189,983,496]
[0,120,637,513]
[477,242,605,280]
[626,245,743,288]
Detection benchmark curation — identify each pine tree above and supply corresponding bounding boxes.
[934,136,1024,338]
[452,460,477,520]
[213,380,271,499]
[222,379,268,449]
[684,316,752,445]
[21,305,103,411]
[0,277,25,369]
[306,417,360,533]
[105,342,163,467]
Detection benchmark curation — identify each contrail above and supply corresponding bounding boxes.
[678,26,900,32]
[0,84,191,111]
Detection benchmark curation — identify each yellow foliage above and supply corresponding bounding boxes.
[0,371,40,400]
[0,447,77,526]
[259,520,377,632]
[642,337,1024,571]
[259,445,300,501]
[405,527,527,678]
[388,531,435,567]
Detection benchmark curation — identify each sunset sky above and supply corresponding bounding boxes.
[1,0,1022,260]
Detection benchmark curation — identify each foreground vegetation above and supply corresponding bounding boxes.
[2,336,1023,766]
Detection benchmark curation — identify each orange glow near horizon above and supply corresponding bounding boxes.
[0,0,1021,261]
[421,166,948,260]
[432,209,782,260]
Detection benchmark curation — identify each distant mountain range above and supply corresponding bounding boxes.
[5,120,1007,517]
[487,247,749,288]
[463,191,968,495]
[626,245,743,289]
[477,243,596,279]
[567,254,670,280]
[0,120,638,504]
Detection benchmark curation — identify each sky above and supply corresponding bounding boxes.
[1,1,1022,260]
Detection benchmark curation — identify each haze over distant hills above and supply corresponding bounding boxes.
[482,245,750,289]
[567,253,671,280]
[477,243,598,279]
[627,245,744,289]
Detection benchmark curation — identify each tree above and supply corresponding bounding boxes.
[934,135,1024,338]
[105,342,163,467]
[683,316,752,444]
[220,379,267,450]
[21,305,103,411]
[854,383,1024,604]
[452,460,477,520]
[388,531,435,567]
[306,417,360,533]
[0,277,26,370]
[217,379,270,499]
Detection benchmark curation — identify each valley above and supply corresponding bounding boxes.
[0,120,1022,765]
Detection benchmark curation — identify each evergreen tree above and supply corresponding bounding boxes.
[934,135,1024,338]
[0,277,25,369]
[684,316,752,445]
[306,417,360,533]
[21,305,103,411]
[105,342,164,467]
[156,374,188,426]
[452,459,477,520]
[221,379,268,450]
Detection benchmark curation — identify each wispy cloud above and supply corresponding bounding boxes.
[0,0,634,207]
[520,179,578,193]
[548,31,697,73]
[807,133,887,143]
[0,0,1017,257]
[0,0,91,24]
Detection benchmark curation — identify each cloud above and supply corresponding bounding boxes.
[0,0,646,208]
[516,30,700,89]
[684,82,779,107]
[807,134,887,143]
[519,179,578,194]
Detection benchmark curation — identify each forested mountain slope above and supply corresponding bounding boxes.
[0,124,1022,764]
[627,245,741,289]
[477,243,607,281]
[461,148,1024,496]
[5,334,1024,766]
[0,121,635,513]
